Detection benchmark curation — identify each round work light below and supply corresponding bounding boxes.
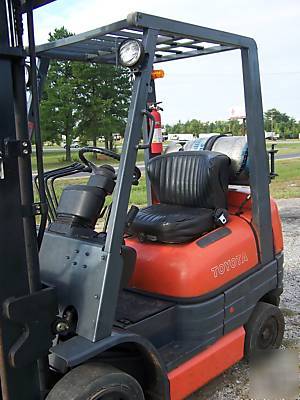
[118,39,144,68]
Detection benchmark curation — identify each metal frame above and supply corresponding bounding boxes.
[34,14,238,65]
[0,1,45,398]
[20,0,56,13]
[33,12,274,343]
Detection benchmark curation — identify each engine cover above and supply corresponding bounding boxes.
[126,215,258,298]
[126,189,283,299]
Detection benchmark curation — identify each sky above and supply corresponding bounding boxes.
[30,0,300,125]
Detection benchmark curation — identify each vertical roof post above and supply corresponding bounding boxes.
[241,43,274,264]
[92,27,159,341]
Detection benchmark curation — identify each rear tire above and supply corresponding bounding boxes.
[244,301,284,360]
[46,362,145,400]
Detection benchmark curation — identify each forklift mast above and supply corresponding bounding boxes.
[0,1,57,399]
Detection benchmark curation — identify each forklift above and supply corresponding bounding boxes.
[0,1,284,399]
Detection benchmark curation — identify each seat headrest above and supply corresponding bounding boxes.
[147,151,230,209]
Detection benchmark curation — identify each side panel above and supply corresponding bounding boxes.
[116,292,224,347]
[40,232,109,341]
[115,250,282,371]
[119,307,177,348]
[176,295,224,343]
[168,327,245,400]
[115,291,225,370]
[224,259,278,333]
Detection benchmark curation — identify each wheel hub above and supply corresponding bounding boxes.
[258,317,278,349]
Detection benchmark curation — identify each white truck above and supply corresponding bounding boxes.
[265,131,279,141]
[168,133,194,142]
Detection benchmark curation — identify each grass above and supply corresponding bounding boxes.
[32,148,146,171]
[32,150,74,171]
[266,140,300,155]
[270,159,300,199]
[47,175,148,207]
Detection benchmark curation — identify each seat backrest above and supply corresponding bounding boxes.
[184,136,249,185]
[147,150,230,209]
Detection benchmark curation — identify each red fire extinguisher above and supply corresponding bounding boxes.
[150,102,163,155]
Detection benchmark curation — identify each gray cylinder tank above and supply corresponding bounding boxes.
[165,135,249,185]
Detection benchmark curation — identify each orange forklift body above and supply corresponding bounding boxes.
[168,327,245,400]
[127,189,283,299]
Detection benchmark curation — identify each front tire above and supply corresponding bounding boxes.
[46,362,145,400]
[244,301,284,360]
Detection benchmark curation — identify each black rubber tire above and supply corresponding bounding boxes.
[244,301,285,360]
[46,362,145,400]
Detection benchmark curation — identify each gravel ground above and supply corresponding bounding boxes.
[190,198,300,400]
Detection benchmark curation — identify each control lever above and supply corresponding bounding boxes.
[126,205,139,229]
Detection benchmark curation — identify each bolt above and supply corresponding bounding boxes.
[85,252,90,256]
[23,149,28,155]
[101,255,106,261]
[94,294,100,300]
[72,261,77,266]
[75,249,79,253]
[55,321,69,333]
[22,141,28,147]
[82,264,87,269]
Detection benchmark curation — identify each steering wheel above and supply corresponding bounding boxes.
[78,146,141,185]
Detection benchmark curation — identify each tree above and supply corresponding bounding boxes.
[164,109,300,139]
[264,108,299,138]
[73,62,131,150]
[40,27,78,162]
[40,27,132,159]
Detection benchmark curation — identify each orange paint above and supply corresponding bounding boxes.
[270,198,283,253]
[228,186,252,211]
[168,327,245,400]
[127,216,258,298]
[228,189,283,254]
[126,188,283,298]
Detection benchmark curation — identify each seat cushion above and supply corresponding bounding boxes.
[130,204,215,244]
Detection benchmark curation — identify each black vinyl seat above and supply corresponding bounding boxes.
[130,151,230,244]
[130,204,215,243]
